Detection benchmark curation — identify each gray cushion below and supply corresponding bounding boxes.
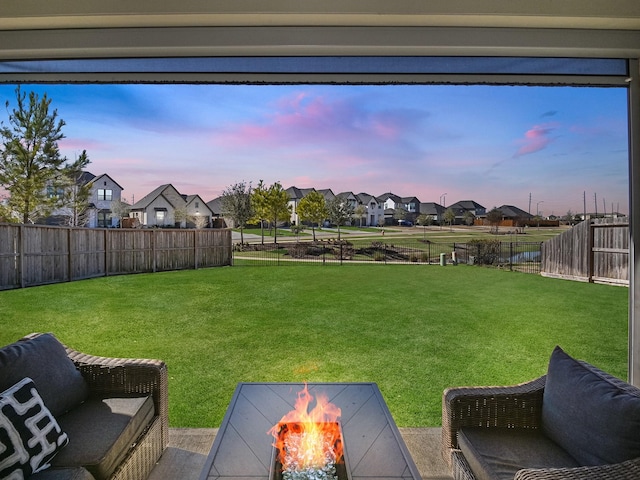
[52,396,154,480]
[0,334,89,417]
[458,427,579,480]
[31,467,96,480]
[542,346,640,466]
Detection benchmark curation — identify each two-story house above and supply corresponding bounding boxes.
[355,192,382,226]
[41,171,124,227]
[88,173,125,228]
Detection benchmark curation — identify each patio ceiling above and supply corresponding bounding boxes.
[0,0,639,383]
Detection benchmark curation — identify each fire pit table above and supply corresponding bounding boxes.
[199,382,422,480]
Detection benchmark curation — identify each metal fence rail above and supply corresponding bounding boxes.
[233,239,543,274]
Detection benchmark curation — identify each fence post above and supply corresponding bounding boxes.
[104,229,109,277]
[19,224,25,288]
[152,230,157,273]
[67,227,73,282]
[588,221,595,282]
[194,229,198,270]
[509,242,514,271]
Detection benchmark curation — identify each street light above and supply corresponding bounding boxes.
[439,193,447,229]
[536,201,544,230]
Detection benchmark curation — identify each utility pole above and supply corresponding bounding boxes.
[583,191,587,220]
[528,192,532,215]
[594,192,598,217]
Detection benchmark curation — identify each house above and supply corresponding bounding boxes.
[497,205,533,222]
[448,200,486,225]
[355,192,382,226]
[419,202,445,224]
[129,184,187,227]
[376,192,421,225]
[286,186,316,225]
[87,173,125,228]
[183,194,214,228]
[41,171,124,228]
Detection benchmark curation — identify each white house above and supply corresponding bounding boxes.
[42,171,124,227]
[183,194,214,228]
[129,184,187,227]
[87,173,125,228]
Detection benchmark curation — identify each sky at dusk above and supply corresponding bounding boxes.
[0,83,630,217]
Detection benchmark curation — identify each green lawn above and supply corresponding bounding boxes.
[0,265,628,428]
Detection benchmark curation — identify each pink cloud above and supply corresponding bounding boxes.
[513,122,559,158]
[211,92,425,157]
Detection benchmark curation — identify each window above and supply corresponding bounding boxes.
[98,189,113,201]
[155,211,165,223]
[97,211,111,227]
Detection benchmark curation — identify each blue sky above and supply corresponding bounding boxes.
[0,83,629,216]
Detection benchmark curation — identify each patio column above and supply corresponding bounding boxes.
[629,58,640,386]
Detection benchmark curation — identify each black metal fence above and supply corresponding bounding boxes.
[233,239,542,274]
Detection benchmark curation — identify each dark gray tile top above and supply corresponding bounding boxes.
[199,383,422,480]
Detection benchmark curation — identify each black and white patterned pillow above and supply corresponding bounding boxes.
[0,377,69,478]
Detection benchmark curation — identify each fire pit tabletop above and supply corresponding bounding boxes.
[199,382,422,480]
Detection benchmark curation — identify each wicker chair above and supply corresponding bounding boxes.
[442,367,640,480]
[25,333,169,480]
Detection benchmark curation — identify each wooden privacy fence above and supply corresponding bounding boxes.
[541,217,629,285]
[0,223,232,290]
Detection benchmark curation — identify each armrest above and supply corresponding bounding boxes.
[65,342,169,447]
[442,376,546,463]
[514,457,640,480]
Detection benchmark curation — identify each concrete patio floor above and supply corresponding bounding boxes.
[148,427,452,480]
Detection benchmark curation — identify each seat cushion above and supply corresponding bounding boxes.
[0,334,89,417]
[458,427,579,480]
[51,396,154,480]
[542,346,640,466]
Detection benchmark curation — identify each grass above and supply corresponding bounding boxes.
[0,264,628,429]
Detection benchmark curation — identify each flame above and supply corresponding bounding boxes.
[269,384,343,471]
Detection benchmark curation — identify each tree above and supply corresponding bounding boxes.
[326,196,354,241]
[354,204,366,227]
[297,190,327,241]
[443,208,456,231]
[486,207,503,234]
[263,182,291,243]
[417,213,433,239]
[0,87,76,224]
[55,150,92,226]
[221,181,254,244]
[110,198,130,227]
[393,207,407,225]
[463,210,475,226]
[251,180,269,244]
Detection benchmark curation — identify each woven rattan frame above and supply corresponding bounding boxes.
[24,333,169,480]
[442,368,640,480]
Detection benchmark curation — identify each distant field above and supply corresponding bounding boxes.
[236,224,569,244]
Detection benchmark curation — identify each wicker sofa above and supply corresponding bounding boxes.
[0,333,168,480]
[442,346,640,480]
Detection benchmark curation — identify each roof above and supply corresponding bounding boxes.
[90,173,124,191]
[377,192,401,203]
[130,184,185,210]
[419,202,444,215]
[449,200,485,211]
[497,205,532,218]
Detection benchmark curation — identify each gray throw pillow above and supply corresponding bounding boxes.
[542,346,640,466]
[0,334,89,417]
